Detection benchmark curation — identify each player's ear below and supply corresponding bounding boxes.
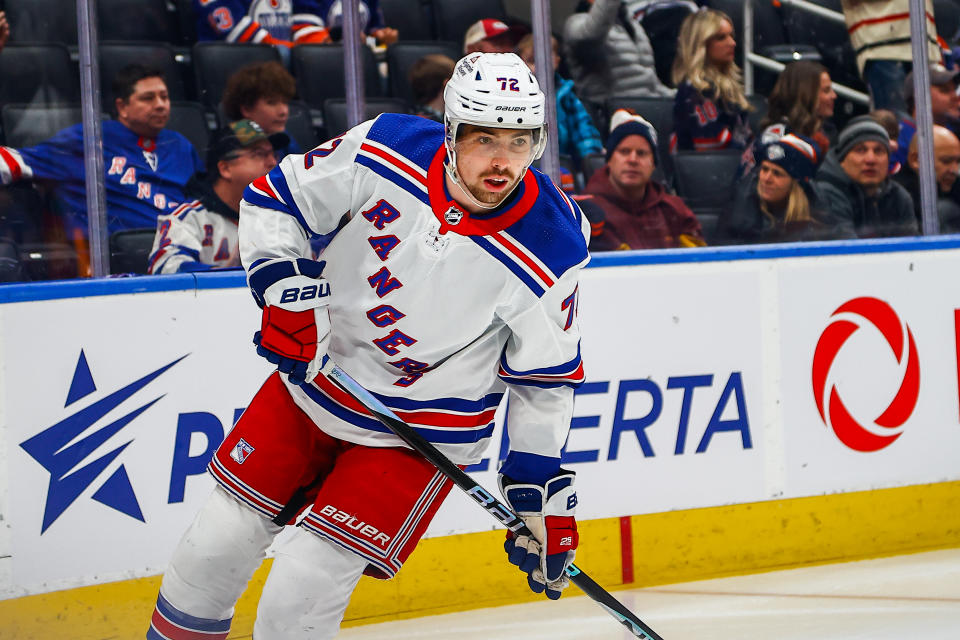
[114,97,126,118]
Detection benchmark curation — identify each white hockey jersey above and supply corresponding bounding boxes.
[149,185,241,274]
[240,114,590,478]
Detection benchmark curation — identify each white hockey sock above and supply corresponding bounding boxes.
[159,485,283,621]
[253,528,367,640]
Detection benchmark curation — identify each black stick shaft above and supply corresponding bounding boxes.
[323,363,665,640]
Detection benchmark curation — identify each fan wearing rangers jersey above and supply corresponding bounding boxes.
[148,53,590,640]
[0,65,202,238]
[148,119,288,274]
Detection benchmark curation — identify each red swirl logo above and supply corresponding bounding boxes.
[811,297,920,452]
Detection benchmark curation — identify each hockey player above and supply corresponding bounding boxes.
[148,119,288,274]
[147,52,589,640]
[0,65,203,238]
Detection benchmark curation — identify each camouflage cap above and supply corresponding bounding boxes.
[207,119,290,171]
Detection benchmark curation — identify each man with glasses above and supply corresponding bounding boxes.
[148,119,287,274]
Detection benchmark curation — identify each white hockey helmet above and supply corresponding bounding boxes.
[443,53,547,204]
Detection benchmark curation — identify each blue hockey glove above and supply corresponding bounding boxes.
[498,470,579,600]
[249,258,331,386]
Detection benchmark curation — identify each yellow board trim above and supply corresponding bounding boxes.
[2,481,959,639]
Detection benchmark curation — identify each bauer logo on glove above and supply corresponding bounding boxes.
[248,258,333,386]
[498,470,580,600]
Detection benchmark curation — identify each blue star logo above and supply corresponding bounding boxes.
[19,350,187,533]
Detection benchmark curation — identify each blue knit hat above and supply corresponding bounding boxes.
[606,109,659,165]
[758,133,821,182]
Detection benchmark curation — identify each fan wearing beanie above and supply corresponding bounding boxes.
[812,115,917,239]
[720,133,854,244]
[582,109,705,250]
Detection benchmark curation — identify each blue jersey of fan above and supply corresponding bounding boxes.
[0,120,202,235]
[194,0,332,42]
[240,113,590,482]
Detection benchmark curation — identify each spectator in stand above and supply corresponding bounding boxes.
[149,120,285,274]
[463,18,527,54]
[892,124,960,231]
[313,0,398,46]
[670,8,751,153]
[720,133,854,244]
[0,12,10,52]
[841,0,942,112]
[409,54,455,123]
[0,65,202,241]
[891,64,960,168]
[221,61,301,161]
[869,108,902,173]
[562,0,674,111]
[583,109,704,250]
[761,62,836,154]
[814,116,917,238]
[739,61,837,177]
[515,33,603,171]
[192,0,332,50]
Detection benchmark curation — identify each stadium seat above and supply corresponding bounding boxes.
[0,44,80,106]
[0,182,47,245]
[747,94,769,136]
[6,0,78,45]
[642,5,695,86]
[1,104,84,149]
[0,238,24,282]
[292,45,383,111]
[672,151,743,210]
[110,228,156,275]
[386,40,462,104]
[322,98,410,138]
[167,102,214,158]
[192,43,281,109]
[173,0,198,45]
[691,206,723,245]
[431,0,508,44]
[19,242,79,281]
[99,42,187,103]
[98,0,179,42]
[581,152,606,183]
[286,100,320,151]
[781,0,865,92]
[381,0,437,41]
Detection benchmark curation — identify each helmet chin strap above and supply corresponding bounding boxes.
[444,141,527,212]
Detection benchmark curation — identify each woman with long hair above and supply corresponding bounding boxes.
[670,8,751,152]
[719,134,853,244]
[759,60,836,153]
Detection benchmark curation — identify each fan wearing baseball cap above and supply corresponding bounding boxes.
[890,64,960,168]
[147,120,288,274]
[721,133,854,244]
[463,18,527,54]
[813,116,917,239]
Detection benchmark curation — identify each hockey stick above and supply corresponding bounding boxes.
[322,362,665,640]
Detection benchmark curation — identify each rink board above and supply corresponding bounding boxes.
[1,237,960,637]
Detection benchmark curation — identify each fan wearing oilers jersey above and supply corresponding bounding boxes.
[148,52,590,640]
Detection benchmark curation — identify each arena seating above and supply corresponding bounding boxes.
[0,44,79,106]
[386,40,462,104]
[322,98,410,138]
[291,44,384,111]
[0,0,943,278]
[192,42,282,109]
